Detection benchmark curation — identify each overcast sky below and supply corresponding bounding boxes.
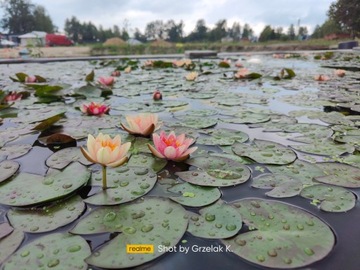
[28,0,334,35]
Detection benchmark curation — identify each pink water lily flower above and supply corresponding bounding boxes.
[121,113,158,136]
[25,75,37,83]
[314,74,330,81]
[153,90,162,100]
[80,102,110,116]
[334,69,346,77]
[148,131,197,162]
[98,76,115,86]
[186,71,198,81]
[234,68,250,79]
[4,91,22,102]
[81,133,131,189]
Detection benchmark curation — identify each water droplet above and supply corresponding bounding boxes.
[283,224,290,230]
[161,241,171,246]
[30,226,39,232]
[140,183,150,189]
[21,250,30,257]
[43,178,54,185]
[281,219,287,223]
[191,216,199,222]
[53,249,60,255]
[120,181,129,187]
[268,214,274,220]
[235,239,246,246]
[116,167,129,173]
[68,206,75,211]
[37,253,44,259]
[306,220,314,226]
[47,259,60,268]
[67,245,81,253]
[256,255,265,262]
[131,190,145,196]
[297,224,304,230]
[261,153,273,157]
[283,258,292,264]
[250,201,261,208]
[104,212,117,222]
[134,168,149,175]
[129,255,134,261]
[62,183,73,189]
[304,247,315,256]
[192,172,199,176]
[124,227,137,234]
[141,225,154,233]
[215,223,223,228]
[131,211,145,219]
[226,224,237,231]
[267,249,277,257]
[205,213,216,222]
[165,208,173,214]
[250,211,256,216]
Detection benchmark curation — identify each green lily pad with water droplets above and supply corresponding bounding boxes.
[300,184,356,212]
[2,233,91,270]
[72,197,188,269]
[0,162,90,206]
[85,166,157,205]
[0,144,32,160]
[46,147,93,169]
[290,139,354,157]
[127,154,167,172]
[197,128,249,146]
[7,195,85,233]
[168,182,221,207]
[232,139,297,165]
[314,162,360,188]
[223,198,335,269]
[267,159,324,186]
[0,229,24,264]
[0,160,19,183]
[187,200,242,239]
[177,116,218,129]
[252,173,303,198]
[221,112,270,124]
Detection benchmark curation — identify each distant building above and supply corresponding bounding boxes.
[18,31,47,47]
[127,38,142,45]
[324,33,351,40]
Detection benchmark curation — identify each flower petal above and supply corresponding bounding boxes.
[108,156,128,168]
[164,146,177,160]
[148,144,165,159]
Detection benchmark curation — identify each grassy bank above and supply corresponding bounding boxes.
[90,39,346,56]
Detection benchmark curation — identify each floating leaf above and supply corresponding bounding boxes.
[0,144,32,160]
[252,173,303,198]
[223,198,335,269]
[2,233,90,270]
[46,147,93,169]
[85,166,157,205]
[232,140,297,165]
[187,200,242,239]
[314,162,360,188]
[0,230,24,264]
[72,197,188,269]
[169,182,221,207]
[197,128,248,146]
[0,162,90,206]
[300,184,356,212]
[7,196,85,233]
[177,116,217,129]
[290,140,354,157]
[127,154,167,172]
[0,160,20,183]
[0,223,13,240]
[31,112,65,131]
[85,70,95,82]
[221,112,270,124]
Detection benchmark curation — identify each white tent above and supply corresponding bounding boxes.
[19,31,47,47]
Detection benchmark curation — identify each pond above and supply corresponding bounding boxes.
[0,52,359,270]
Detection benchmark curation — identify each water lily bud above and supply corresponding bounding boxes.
[111,70,121,77]
[153,90,162,100]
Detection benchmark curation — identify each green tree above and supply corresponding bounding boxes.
[64,16,82,43]
[328,0,360,37]
[145,20,165,40]
[259,25,276,42]
[229,22,241,41]
[134,27,147,42]
[165,20,183,42]
[242,23,253,40]
[287,24,296,40]
[32,5,55,33]
[1,0,35,34]
[298,26,308,38]
[208,19,227,41]
[187,19,208,42]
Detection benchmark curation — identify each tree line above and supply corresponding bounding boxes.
[1,0,359,43]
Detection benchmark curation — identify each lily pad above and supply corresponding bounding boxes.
[232,140,297,165]
[7,195,85,233]
[168,182,221,207]
[85,166,157,205]
[46,147,93,169]
[177,116,217,129]
[314,162,360,188]
[0,160,20,183]
[221,112,270,124]
[0,162,90,206]
[290,139,354,157]
[300,184,356,212]
[0,144,32,160]
[187,200,242,239]
[252,173,303,198]
[2,233,91,270]
[0,223,13,240]
[223,198,335,269]
[197,128,249,146]
[127,154,167,172]
[72,197,188,269]
[0,230,24,265]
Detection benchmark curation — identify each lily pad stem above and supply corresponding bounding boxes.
[102,165,107,190]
